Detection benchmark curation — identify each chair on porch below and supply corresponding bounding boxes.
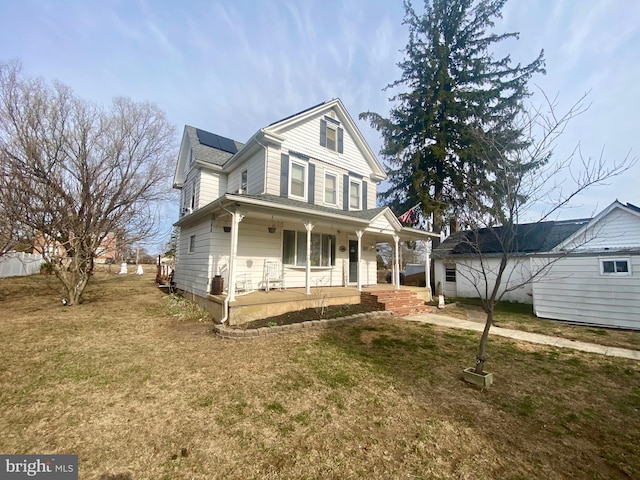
[263,260,285,292]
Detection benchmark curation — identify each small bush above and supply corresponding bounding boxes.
[40,262,54,275]
[161,293,209,322]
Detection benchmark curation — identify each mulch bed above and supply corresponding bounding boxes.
[235,303,380,329]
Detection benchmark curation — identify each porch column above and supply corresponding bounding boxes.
[393,234,400,290]
[425,239,432,300]
[355,230,363,292]
[304,222,314,295]
[227,211,245,302]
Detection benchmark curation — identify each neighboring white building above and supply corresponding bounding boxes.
[433,200,640,330]
[432,219,589,303]
[172,99,438,322]
[532,201,640,330]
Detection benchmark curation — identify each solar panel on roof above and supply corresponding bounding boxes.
[217,136,238,154]
[196,129,238,154]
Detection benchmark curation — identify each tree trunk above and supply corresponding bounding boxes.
[475,309,493,374]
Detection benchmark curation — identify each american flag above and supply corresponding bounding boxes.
[398,204,421,224]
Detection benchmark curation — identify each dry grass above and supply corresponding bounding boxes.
[1,272,639,479]
[437,300,640,351]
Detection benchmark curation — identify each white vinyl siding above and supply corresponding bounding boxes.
[434,257,533,303]
[276,112,371,180]
[174,221,213,298]
[564,208,640,251]
[226,149,265,196]
[533,255,640,329]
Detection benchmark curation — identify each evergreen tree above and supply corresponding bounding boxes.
[361,0,545,232]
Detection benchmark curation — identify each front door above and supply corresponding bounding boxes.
[348,240,358,283]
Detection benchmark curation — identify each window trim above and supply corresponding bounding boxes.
[349,178,362,211]
[599,257,631,276]
[240,169,248,193]
[282,229,336,267]
[323,170,338,206]
[326,123,338,152]
[445,265,457,282]
[288,159,307,200]
[188,234,196,254]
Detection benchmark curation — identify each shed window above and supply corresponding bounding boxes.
[600,258,631,275]
[445,266,456,282]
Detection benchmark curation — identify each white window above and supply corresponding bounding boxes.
[189,235,196,254]
[282,230,336,266]
[600,258,631,275]
[289,161,306,199]
[326,124,337,151]
[240,169,248,193]
[324,172,337,205]
[349,180,361,210]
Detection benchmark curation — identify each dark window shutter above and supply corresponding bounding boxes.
[280,154,289,197]
[320,119,327,147]
[337,127,343,153]
[343,175,349,211]
[362,181,368,209]
[308,163,315,204]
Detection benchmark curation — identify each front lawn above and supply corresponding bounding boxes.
[438,298,640,351]
[1,273,639,479]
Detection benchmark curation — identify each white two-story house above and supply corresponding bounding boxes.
[172,99,437,324]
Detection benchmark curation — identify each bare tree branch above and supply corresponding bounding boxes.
[0,61,176,304]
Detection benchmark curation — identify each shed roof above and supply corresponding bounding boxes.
[433,219,591,258]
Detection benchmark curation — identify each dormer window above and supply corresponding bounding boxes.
[320,117,343,153]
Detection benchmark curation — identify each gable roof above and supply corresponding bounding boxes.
[553,200,640,251]
[186,125,244,167]
[264,98,387,182]
[174,99,384,187]
[433,218,590,259]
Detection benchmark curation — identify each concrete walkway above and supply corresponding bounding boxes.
[404,312,640,361]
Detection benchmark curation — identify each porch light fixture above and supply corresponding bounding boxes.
[223,226,231,233]
[268,216,276,234]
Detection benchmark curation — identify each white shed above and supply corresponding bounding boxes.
[532,201,640,330]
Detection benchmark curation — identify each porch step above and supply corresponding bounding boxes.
[361,290,433,316]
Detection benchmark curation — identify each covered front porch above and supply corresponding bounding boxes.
[204,284,434,326]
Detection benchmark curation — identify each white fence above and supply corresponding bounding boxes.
[0,252,44,278]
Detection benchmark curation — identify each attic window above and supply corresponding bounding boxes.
[320,118,343,153]
[600,258,631,275]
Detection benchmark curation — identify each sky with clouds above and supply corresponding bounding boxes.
[1,0,638,250]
